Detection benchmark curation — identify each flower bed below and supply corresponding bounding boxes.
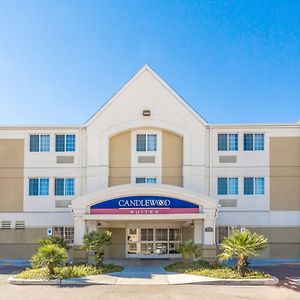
[16,264,123,280]
[165,260,271,279]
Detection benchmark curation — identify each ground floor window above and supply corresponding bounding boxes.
[216,226,241,244]
[127,227,182,257]
[54,226,74,244]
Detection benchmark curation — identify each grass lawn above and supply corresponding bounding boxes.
[165,260,272,279]
[16,264,124,280]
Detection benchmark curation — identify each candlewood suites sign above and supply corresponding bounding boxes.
[90,195,200,215]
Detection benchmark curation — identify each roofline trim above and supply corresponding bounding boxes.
[84,64,208,127]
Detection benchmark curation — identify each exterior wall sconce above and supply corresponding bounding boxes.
[143,110,151,116]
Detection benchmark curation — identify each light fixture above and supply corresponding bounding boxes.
[143,110,151,116]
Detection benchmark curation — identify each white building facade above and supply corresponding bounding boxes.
[0,65,299,261]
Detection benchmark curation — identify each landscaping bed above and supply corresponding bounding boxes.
[16,264,124,280]
[165,260,272,279]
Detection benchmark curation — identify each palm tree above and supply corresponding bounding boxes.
[177,240,201,265]
[218,230,267,277]
[31,244,68,276]
[38,236,71,251]
[81,230,112,267]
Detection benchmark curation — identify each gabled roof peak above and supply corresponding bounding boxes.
[85,65,208,127]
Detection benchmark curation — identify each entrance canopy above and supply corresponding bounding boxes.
[72,184,219,221]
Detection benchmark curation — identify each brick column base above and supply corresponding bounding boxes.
[201,244,217,263]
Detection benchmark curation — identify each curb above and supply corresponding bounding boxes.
[7,276,279,286]
[177,277,279,286]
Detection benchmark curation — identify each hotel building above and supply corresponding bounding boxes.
[0,65,299,261]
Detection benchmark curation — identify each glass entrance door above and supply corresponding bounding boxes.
[127,227,182,258]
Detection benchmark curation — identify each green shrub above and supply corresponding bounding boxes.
[81,230,112,267]
[165,260,271,279]
[31,244,68,276]
[176,240,201,264]
[16,264,124,280]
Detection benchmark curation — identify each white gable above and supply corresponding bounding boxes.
[85,65,208,129]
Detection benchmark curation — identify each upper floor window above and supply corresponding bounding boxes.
[244,177,265,195]
[55,178,75,196]
[218,177,238,195]
[55,134,76,152]
[218,134,238,151]
[29,178,49,196]
[30,135,50,152]
[136,134,157,151]
[136,177,157,184]
[243,133,264,151]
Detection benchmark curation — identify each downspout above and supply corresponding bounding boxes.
[209,125,212,196]
[209,124,219,245]
[79,126,82,196]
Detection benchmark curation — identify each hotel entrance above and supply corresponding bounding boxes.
[126,227,182,258]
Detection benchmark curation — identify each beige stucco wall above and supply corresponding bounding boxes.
[162,131,183,187]
[0,228,47,259]
[270,137,300,210]
[182,227,193,242]
[108,228,126,259]
[0,139,24,212]
[248,227,300,258]
[109,131,131,186]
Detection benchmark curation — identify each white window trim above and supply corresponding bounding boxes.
[136,133,157,152]
[136,177,157,184]
[218,177,239,195]
[29,134,51,152]
[244,177,265,195]
[29,177,50,196]
[55,134,76,152]
[55,177,75,196]
[218,133,239,151]
[243,132,265,152]
[53,226,74,245]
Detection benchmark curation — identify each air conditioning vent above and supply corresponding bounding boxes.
[1,220,11,229]
[219,199,237,207]
[219,155,237,163]
[15,221,25,229]
[56,156,74,164]
[138,156,155,163]
[55,200,72,208]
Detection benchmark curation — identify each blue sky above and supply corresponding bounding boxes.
[0,0,299,125]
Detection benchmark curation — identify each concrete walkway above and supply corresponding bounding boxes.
[8,259,278,286]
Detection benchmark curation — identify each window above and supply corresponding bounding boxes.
[169,228,181,241]
[217,177,238,195]
[244,177,264,195]
[218,134,238,151]
[55,178,75,196]
[243,133,264,151]
[54,226,74,244]
[55,134,75,152]
[217,226,241,244]
[136,177,157,184]
[29,178,49,196]
[30,135,50,152]
[136,134,157,151]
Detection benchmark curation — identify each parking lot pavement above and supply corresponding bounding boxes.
[0,280,298,300]
[254,264,300,292]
